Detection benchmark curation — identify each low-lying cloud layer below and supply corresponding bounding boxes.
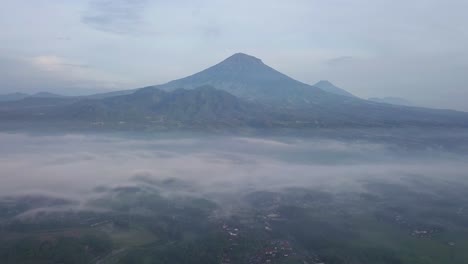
[1,131,468,264]
[1,132,467,203]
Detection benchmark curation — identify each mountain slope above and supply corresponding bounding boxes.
[369,97,414,106]
[0,92,65,102]
[31,92,64,98]
[313,80,356,98]
[85,89,137,99]
[1,85,467,129]
[0,92,29,102]
[0,86,279,128]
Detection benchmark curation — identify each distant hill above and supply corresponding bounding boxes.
[0,86,282,128]
[313,80,356,98]
[0,92,65,102]
[61,85,265,125]
[85,89,137,99]
[1,85,467,129]
[368,97,414,107]
[0,92,29,102]
[31,92,64,98]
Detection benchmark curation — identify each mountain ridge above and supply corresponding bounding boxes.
[0,53,467,130]
[369,97,414,107]
[313,80,356,98]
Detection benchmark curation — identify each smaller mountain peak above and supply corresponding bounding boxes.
[222,53,264,65]
[316,80,333,85]
[313,80,356,98]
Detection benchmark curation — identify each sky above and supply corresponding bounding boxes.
[0,0,467,110]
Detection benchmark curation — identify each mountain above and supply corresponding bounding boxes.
[0,86,282,128]
[1,85,467,129]
[0,53,467,130]
[369,97,414,107]
[136,53,467,126]
[0,92,65,102]
[71,85,261,124]
[31,92,64,98]
[145,53,350,107]
[85,89,137,99]
[0,92,29,102]
[313,80,356,98]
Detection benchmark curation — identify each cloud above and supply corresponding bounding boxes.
[0,55,132,95]
[0,132,466,198]
[0,131,467,221]
[326,56,355,67]
[56,36,71,41]
[201,26,222,39]
[31,56,90,71]
[82,0,154,35]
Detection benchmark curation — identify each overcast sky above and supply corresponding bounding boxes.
[1,0,467,110]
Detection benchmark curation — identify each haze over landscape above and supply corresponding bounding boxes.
[1,1,468,264]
